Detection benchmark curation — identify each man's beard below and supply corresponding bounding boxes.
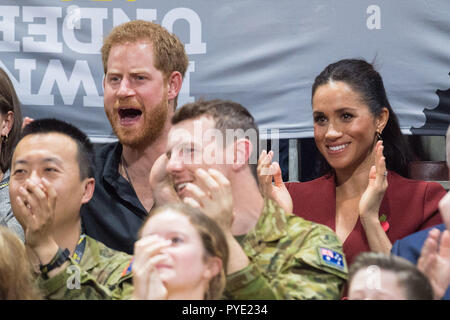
[108,97,169,149]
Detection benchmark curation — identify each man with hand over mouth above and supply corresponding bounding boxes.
[10,119,133,299]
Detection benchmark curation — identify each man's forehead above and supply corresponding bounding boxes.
[112,39,153,51]
[19,132,74,143]
[107,40,154,68]
[14,133,77,159]
[168,116,216,145]
[173,116,216,130]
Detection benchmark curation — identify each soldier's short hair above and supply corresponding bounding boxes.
[348,252,434,300]
[21,118,94,180]
[172,99,259,182]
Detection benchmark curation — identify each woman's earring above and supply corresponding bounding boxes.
[1,134,8,144]
[376,131,382,141]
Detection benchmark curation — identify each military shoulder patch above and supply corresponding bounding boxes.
[317,247,346,272]
[121,258,133,277]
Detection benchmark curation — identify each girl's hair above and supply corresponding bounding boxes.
[0,226,41,299]
[146,203,229,300]
[0,67,23,173]
[312,59,412,177]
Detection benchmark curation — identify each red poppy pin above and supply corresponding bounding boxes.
[379,214,390,232]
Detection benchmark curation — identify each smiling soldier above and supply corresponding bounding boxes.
[156,99,348,299]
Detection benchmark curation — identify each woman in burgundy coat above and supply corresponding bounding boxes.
[258,59,445,265]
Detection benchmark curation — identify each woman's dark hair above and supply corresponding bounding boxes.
[349,252,434,300]
[0,68,23,173]
[312,59,412,177]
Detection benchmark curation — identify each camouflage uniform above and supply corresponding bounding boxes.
[224,199,348,300]
[37,235,133,300]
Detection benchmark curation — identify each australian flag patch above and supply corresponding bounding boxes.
[318,247,346,272]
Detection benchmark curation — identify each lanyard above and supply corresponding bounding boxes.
[72,234,87,264]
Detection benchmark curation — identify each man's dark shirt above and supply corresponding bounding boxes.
[81,142,148,254]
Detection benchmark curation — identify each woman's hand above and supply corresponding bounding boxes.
[257,150,293,213]
[359,140,392,253]
[22,117,34,129]
[132,235,171,300]
[359,141,388,222]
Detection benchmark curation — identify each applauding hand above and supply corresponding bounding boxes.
[359,141,388,222]
[418,228,450,300]
[257,150,293,213]
[358,140,393,253]
[183,168,234,232]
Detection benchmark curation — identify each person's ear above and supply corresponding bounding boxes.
[81,177,95,204]
[1,111,14,137]
[167,71,183,102]
[232,138,253,171]
[203,256,222,281]
[376,107,389,134]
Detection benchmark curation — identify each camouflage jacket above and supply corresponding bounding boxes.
[224,199,348,300]
[37,235,133,300]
